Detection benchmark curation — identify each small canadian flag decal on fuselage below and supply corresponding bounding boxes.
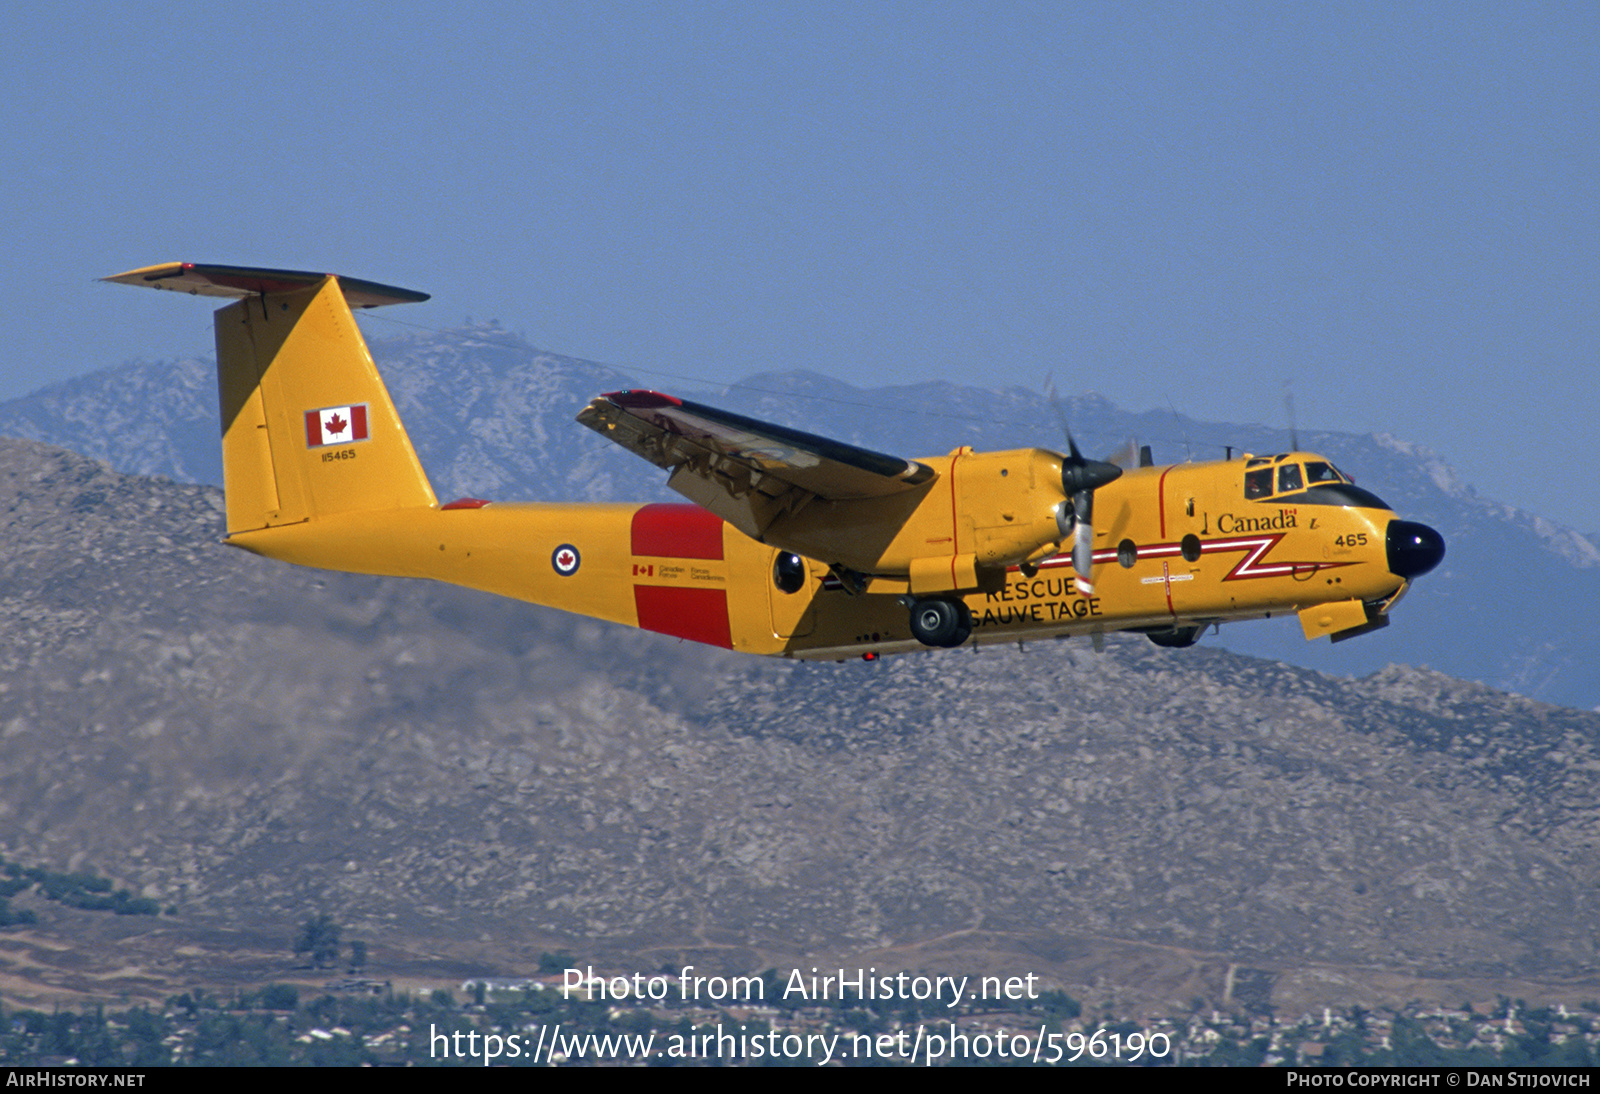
[305,404,370,447]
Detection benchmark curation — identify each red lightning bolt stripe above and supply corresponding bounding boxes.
[1028,533,1348,583]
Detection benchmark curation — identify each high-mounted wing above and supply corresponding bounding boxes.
[577,390,936,538]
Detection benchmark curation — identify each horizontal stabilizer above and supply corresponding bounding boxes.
[102,263,428,309]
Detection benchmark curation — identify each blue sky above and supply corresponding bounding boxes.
[5,2,1596,531]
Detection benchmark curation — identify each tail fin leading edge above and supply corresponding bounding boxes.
[105,263,437,534]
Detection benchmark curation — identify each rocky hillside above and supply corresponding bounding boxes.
[2,437,1597,1013]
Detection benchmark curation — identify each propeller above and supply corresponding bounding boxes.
[1046,380,1123,594]
[1104,437,1140,470]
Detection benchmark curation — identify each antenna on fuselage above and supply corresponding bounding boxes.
[1164,399,1195,462]
[1284,380,1300,451]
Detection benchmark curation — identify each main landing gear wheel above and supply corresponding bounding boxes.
[909,598,973,648]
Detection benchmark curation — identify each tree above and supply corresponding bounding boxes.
[294,914,340,969]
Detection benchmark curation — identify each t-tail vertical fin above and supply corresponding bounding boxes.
[103,264,436,534]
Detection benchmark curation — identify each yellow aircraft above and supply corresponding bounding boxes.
[104,263,1445,659]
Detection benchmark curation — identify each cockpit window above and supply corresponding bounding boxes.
[1245,457,1350,499]
[1243,456,1385,508]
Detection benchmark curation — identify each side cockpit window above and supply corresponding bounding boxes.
[1245,468,1273,499]
[1277,463,1303,493]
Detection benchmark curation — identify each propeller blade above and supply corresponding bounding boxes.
[1072,489,1096,591]
[1045,376,1074,452]
[1105,438,1140,469]
[1044,379,1122,596]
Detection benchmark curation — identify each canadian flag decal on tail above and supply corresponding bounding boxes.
[305,404,370,447]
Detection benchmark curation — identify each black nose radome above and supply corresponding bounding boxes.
[1387,520,1445,579]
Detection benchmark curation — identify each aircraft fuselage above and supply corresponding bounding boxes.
[229,448,1434,659]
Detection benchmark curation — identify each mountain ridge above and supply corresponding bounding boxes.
[1,436,1598,1014]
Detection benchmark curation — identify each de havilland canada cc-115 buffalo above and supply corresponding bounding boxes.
[105,263,1445,659]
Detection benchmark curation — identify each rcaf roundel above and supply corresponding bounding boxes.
[552,544,581,576]
[305,404,370,447]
